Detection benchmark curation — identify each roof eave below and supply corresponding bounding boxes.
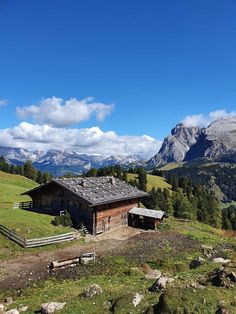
[89,193,148,207]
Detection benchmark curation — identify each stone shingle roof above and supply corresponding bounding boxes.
[24,176,148,206]
[129,207,164,219]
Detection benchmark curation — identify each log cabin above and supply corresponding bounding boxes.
[22,176,149,235]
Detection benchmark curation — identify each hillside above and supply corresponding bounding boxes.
[128,173,172,191]
[0,172,72,240]
[162,162,236,202]
[0,171,38,203]
[0,218,235,313]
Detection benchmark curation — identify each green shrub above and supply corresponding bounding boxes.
[53,211,72,227]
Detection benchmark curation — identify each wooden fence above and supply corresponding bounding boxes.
[0,224,75,248]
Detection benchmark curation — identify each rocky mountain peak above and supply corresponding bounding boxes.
[147,123,202,168]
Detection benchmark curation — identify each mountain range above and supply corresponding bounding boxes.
[147,116,236,168]
[0,146,144,176]
[0,116,235,175]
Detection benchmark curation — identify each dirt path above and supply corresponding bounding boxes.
[0,228,198,290]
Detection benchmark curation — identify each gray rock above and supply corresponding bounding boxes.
[132,293,143,307]
[82,284,103,298]
[147,116,236,168]
[211,258,231,264]
[5,310,19,314]
[189,256,206,269]
[145,269,162,280]
[147,123,201,167]
[149,276,174,292]
[5,298,13,305]
[41,302,66,314]
[19,306,28,312]
[185,117,236,161]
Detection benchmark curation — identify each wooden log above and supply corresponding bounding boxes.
[50,257,80,269]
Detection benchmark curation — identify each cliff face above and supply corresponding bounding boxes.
[147,123,202,167]
[185,117,236,161]
[148,117,236,168]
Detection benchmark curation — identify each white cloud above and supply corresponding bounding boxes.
[16,96,114,127]
[0,122,162,158]
[182,109,236,127]
[0,99,8,107]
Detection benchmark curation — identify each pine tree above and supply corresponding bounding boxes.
[36,170,43,184]
[122,171,128,182]
[137,168,147,192]
[24,160,36,180]
[42,171,52,184]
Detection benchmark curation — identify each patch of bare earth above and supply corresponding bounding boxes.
[0,227,199,290]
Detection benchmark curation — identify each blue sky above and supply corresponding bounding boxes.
[0,0,236,157]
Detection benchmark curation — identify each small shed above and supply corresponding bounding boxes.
[128,207,164,230]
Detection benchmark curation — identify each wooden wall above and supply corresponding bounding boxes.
[95,199,139,234]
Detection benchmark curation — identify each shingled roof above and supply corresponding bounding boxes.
[129,207,164,219]
[24,176,148,206]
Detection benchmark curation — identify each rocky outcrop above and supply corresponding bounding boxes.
[148,116,236,168]
[147,123,202,167]
[41,302,66,314]
[82,284,103,298]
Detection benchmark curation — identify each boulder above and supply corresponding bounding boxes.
[145,269,162,280]
[201,245,214,258]
[132,293,143,307]
[149,276,174,292]
[82,284,103,298]
[19,306,28,312]
[41,302,66,314]
[5,298,13,305]
[5,310,19,314]
[211,267,235,288]
[189,256,206,269]
[211,258,231,264]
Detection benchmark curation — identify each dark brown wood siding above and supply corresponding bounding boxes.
[95,199,138,234]
[28,183,94,233]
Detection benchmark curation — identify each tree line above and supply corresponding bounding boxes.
[85,165,236,230]
[0,156,52,184]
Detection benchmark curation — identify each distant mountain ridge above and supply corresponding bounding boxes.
[0,146,144,176]
[147,116,236,168]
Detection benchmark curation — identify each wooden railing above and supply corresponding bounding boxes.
[0,224,75,248]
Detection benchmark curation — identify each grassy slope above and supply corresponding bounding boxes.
[128,173,172,192]
[0,171,72,238]
[0,218,235,313]
[159,162,184,171]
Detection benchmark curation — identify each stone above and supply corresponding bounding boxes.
[145,269,162,280]
[5,310,19,314]
[211,267,235,288]
[19,306,28,312]
[132,293,143,307]
[0,305,4,311]
[5,297,13,305]
[211,258,231,264]
[41,302,66,314]
[189,256,206,269]
[149,276,174,292]
[82,284,103,298]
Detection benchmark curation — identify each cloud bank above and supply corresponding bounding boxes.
[0,122,162,158]
[182,109,236,127]
[16,96,114,127]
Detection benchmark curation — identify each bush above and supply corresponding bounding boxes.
[53,211,73,227]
